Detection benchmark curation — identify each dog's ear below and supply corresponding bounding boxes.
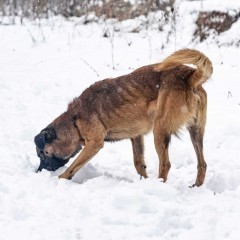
[34,127,56,149]
[42,128,57,143]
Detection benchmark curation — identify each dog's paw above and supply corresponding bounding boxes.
[159,178,165,183]
[58,172,72,180]
[189,182,203,188]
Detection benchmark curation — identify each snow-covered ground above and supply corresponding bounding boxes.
[1,1,240,239]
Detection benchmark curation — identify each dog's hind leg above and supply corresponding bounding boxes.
[188,125,206,187]
[131,136,148,178]
[153,125,171,182]
[188,87,207,187]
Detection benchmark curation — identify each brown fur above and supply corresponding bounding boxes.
[37,49,213,187]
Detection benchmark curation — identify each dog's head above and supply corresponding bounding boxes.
[34,112,83,172]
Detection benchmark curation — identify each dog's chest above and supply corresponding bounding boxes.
[106,117,154,141]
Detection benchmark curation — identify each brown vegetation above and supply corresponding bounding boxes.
[0,0,175,20]
[194,10,240,42]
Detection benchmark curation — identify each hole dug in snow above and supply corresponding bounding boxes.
[71,164,102,184]
[206,172,240,193]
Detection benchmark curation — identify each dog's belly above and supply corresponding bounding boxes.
[105,100,157,140]
[106,121,152,140]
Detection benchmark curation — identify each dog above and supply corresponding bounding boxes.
[34,49,213,187]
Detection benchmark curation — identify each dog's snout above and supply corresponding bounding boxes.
[34,133,45,150]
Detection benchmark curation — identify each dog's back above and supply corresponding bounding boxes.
[68,49,213,140]
[68,67,162,140]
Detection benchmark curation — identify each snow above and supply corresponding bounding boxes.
[178,0,240,12]
[1,1,240,239]
[183,63,197,69]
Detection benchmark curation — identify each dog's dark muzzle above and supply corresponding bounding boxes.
[36,148,69,172]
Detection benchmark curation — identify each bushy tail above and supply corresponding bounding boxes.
[154,49,213,87]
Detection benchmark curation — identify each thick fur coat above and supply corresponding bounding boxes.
[34,49,213,186]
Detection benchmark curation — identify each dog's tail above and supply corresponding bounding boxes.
[154,49,213,87]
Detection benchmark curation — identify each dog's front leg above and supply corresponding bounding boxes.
[59,139,104,180]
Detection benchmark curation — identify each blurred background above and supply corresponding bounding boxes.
[0,0,239,47]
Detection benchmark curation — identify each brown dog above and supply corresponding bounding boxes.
[34,49,213,187]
